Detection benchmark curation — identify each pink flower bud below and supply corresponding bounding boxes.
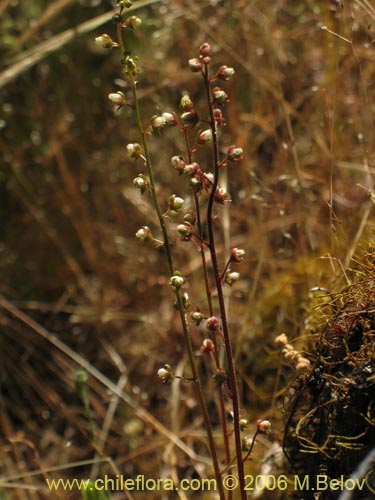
[257,419,271,434]
[180,110,199,126]
[162,112,177,126]
[184,162,200,175]
[217,65,235,80]
[212,87,228,104]
[200,338,215,353]
[188,58,202,72]
[213,108,226,126]
[214,187,231,204]
[135,226,153,242]
[199,42,212,57]
[206,316,220,331]
[227,146,243,163]
[231,248,245,262]
[150,114,167,131]
[198,129,212,144]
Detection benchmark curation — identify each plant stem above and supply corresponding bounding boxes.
[116,26,226,500]
[203,65,247,499]
[183,129,232,473]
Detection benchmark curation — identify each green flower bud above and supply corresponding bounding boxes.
[180,94,194,110]
[157,364,174,383]
[168,194,185,212]
[135,226,153,242]
[125,15,142,29]
[133,174,148,194]
[127,143,142,159]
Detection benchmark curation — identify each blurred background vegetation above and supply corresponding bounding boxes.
[1,0,375,498]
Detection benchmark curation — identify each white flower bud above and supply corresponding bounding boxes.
[198,129,212,144]
[225,271,240,286]
[108,91,126,107]
[95,34,115,48]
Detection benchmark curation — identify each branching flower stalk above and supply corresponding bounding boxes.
[181,127,232,474]
[202,59,247,498]
[96,3,252,499]
[109,5,225,500]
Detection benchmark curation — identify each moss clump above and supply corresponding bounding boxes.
[284,245,375,499]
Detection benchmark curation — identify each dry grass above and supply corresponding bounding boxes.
[1,0,375,498]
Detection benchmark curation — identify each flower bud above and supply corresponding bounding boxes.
[180,110,199,127]
[150,114,167,131]
[182,292,190,310]
[213,108,226,126]
[240,419,249,431]
[189,177,203,192]
[191,311,204,326]
[177,223,193,240]
[199,42,212,57]
[168,194,185,212]
[204,172,214,183]
[162,112,177,126]
[171,156,186,174]
[133,175,148,194]
[227,146,243,163]
[95,34,116,48]
[206,316,220,331]
[127,143,142,159]
[212,87,228,104]
[180,95,194,111]
[217,65,235,80]
[135,226,153,242]
[231,248,245,263]
[118,0,133,7]
[257,419,271,434]
[198,129,212,144]
[125,56,138,75]
[214,187,231,204]
[184,211,196,225]
[184,162,200,175]
[213,369,227,386]
[200,338,215,353]
[188,58,202,72]
[124,15,142,29]
[108,91,126,107]
[225,271,240,286]
[242,435,254,451]
[157,364,174,383]
[169,272,186,289]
